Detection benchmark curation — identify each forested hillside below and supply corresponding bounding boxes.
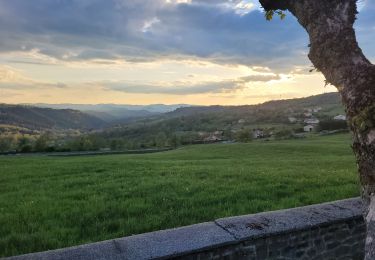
[0,104,105,130]
[165,92,342,119]
[99,92,345,149]
[0,93,346,153]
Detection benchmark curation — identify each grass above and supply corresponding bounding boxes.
[0,134,360,257]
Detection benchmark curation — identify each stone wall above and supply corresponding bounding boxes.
[178,218,365,260]
[6,198,365,260]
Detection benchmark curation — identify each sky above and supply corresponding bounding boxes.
[0,0,374,105]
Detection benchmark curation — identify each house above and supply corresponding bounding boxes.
[288,117,297,123]
[304,125,315,132]
[304,112,313,117]
[238,119,246,124]
[304,118,320,124]
[334,115,346,121]
[253,129,265,139]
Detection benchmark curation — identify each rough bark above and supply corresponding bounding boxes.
[259,0,375,258]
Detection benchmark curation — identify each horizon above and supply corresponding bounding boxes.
[0,1,374,105]
[4,91,338,107]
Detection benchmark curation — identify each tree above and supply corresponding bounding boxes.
[274,129,293,140]
[318,119,349,131]
[17,136,33,153]
[110,139,125,151]
[155,132,168,147]
[0,135,15,153]
[258,0,375,258]
[170,134,180,148]
[34,133,52,152]
[235,128,253,142]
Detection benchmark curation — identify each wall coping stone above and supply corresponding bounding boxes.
[4,197,364,260]
[215,197,364,241]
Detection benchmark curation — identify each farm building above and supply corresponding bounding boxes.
[304,125,314,132]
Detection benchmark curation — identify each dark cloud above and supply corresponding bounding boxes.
[0,0,373,70]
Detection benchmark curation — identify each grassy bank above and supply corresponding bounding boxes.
[0,134,359,257]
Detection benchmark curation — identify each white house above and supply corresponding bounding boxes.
[288,117,297,123]
[304,125,314,132]
[334,115,346,121]
[253,129,264,139]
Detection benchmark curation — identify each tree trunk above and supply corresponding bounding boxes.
[259,0,375,258]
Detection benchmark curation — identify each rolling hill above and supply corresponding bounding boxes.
[165,92,343,118]
[2,92,345,134]
[96,92,345,147]
[27,103,192,123]
[0,92,347,152]
[0,104,106,130]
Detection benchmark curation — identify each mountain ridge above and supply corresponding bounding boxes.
[0,104,106,131]
[1,92,344,133]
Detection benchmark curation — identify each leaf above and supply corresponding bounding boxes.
[265,10,274,21]
[265,10,286,21]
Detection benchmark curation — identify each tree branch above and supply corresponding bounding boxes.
[259,0,289,11]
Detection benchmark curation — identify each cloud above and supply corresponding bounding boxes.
[0,0,307,71]
[240,74,280,82]
[105,81,240,94]
[142,17,161,33]
[0,62,280,95]
[0,65,68,90]
[0,0,373,73]
[0,65,31,83]
[103,73,280,94]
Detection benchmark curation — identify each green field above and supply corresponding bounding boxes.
[0,134,360,257]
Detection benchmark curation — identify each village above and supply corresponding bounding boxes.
[194,107,348,144]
